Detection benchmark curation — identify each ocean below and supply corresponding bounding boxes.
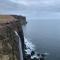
[23,19,60,60]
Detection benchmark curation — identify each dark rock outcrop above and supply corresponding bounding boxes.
[12,15,27,25]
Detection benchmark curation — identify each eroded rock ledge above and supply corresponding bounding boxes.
[0,15,26,60]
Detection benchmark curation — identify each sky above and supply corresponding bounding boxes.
[0,0,60,19]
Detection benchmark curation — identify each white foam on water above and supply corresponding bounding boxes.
[24,37,35,54]
[31,54,39,59]
[43,52,49,56]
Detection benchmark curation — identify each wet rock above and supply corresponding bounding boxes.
[31,51,35,56]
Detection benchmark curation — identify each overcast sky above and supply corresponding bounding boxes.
[0,0,60,19]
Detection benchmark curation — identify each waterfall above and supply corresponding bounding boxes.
[14,31,23,60]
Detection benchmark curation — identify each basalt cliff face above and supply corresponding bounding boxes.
[12,15,27,25]
[0,15,26,60]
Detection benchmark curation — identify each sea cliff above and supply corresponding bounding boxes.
[0,15,26,60]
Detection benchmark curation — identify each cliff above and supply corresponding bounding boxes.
[12,15,27,25]
[0,15,26,60]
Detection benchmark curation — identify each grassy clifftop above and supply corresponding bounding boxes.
[0,15,27,25]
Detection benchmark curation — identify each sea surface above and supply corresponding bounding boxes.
[23,19,60,60]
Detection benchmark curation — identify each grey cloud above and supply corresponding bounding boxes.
[0,0,60,19]
[0,0,60,12]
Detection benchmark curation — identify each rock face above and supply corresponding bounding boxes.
[12,15,27,25]
[0,15,26,60]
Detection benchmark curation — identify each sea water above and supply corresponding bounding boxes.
[23,19,60,60]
